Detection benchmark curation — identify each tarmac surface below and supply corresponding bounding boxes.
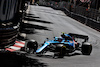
[24,5,100,67]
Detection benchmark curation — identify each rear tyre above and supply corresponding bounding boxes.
[81,42,92,55]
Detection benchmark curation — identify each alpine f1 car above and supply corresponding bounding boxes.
[26,33,92,58]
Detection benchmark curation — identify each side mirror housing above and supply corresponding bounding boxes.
[46,38,49,41]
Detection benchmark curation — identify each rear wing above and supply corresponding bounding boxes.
[68,33,89,42]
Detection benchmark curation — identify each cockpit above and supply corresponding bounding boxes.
[54,37,63,42]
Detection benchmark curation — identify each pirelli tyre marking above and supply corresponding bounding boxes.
[5,41,25,52]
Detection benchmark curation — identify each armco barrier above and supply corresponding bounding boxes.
[39,1,100,31]
[70,12,100,31]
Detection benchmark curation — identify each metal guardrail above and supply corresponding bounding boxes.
[39,1,100,31]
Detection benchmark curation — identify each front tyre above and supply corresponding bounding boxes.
[59,46,66,58]
[26,40,38,54]
[81,42,92,55]
[54,44,66,58]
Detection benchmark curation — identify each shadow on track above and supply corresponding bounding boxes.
[24,17,53,24]
[26,13,34,16]
[26,15,40,19]
[20,22,51,34]
[66,52,81,57]
[0,52,47,67]
[33,52,81,59]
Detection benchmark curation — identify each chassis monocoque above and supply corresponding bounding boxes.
[27,33,92,58]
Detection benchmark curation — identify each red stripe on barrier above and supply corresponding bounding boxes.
[13,44,22,48]
[16,41,25,45]
[5,48,16,52]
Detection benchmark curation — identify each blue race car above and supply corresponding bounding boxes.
[27,33,92,58]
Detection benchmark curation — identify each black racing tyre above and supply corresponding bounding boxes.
[54,44,66,58]
[27,40,38,54]
[58,46,66,58]
[81,42,92,55]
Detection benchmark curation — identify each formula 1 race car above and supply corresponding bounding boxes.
[27,33,92,58]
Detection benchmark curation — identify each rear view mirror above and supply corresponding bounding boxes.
[46,38,49,41]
